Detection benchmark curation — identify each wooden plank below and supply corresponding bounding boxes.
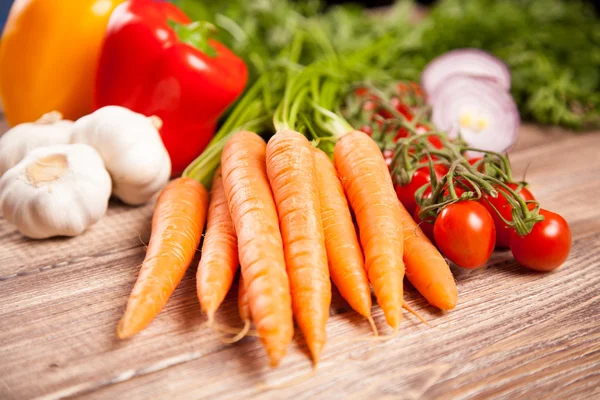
[0,123,599,399]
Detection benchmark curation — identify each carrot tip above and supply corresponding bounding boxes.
[402,302,429,326]
[206,312,215,327]
[367,316,379,337]
[217,320,252,344]
[116,319,133,340]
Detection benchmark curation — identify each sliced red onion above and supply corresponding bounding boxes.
[422,49,511,99]
[430,75,520,153]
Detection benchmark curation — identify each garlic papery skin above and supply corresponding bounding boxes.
[0,111,74,176]
[0,144,112,239]
[70,106,171,206]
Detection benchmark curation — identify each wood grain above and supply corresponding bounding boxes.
[0,122,599,400]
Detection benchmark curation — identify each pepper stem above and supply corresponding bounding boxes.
[170,20,218,58]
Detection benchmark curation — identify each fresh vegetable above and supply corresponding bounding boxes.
[238,275,251,325]
[402,202,457,310]
[70,106,171,205]
[95,0,248,176]
[266,130,331,364]
[221,131,294,367]
[510,209,572,271]
[0,112,73,176]
[481,183,536,248]
[0,144,111,239]
[313,147,374,323]
[117,177,208,339]
[196,168,239,323]
[430,76,520,153]
[0,0,124,126]
[395,165,448,216]
[402,0,600,129]
[421,48,511,96]
[334,131,405,330]
[434,201,496,269]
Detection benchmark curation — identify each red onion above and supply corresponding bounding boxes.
[430,75,520,153]
[422,49,511,99]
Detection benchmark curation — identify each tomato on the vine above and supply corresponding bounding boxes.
[395,164,448,215]
[433,201,496,268]
[510,209,571,271]
[390,97,413,121]
[481,183,535,248]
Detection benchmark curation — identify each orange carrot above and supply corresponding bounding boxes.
[196,167,239,323]
[266,130,331,364]
[312,147,373,322]
[238,274,251,324]
[334,130,405,330]
[221,131,293,367]
[401,206,458,310]
[117,177,208,339]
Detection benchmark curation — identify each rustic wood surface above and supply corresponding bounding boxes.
[0,117,599,400]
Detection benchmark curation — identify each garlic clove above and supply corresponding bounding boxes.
[0,111,74,176]
[70,106,171,206]
[0,144,112,239]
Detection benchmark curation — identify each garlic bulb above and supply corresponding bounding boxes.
[0,111,73,176]
[70,106,171,205]
[0,144,111,239]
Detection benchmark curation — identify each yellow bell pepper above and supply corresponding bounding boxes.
[0,0,124,126]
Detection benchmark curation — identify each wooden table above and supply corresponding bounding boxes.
[1,118,599,399]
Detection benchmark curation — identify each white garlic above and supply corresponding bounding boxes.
[70,106,171,206]
[0,144,112,239]
[0,111,73,176]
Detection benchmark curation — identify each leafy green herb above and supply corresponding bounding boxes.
[174,0,600,129]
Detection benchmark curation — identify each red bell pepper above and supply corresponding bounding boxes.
[94,0,248,176]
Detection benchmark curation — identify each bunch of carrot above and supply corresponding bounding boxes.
[116,127,457,367]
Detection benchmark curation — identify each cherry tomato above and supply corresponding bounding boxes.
[481,183,535,248]
[397,81,425,101]
[390,97,413,120]
[395,164,448,215]
[359,124,373,136]
[413,205,435,243]
[434,201,496,268]
[468,156,482,166]
[394,127,410,141]
[465,156,487,173]
[362,99,377,112]
[354,87,370,97]
[510,209,571,271]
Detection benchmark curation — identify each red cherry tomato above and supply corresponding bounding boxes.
[394,127,410,141]
[390,97,413,121]
[413,205,435,243]
[434,201,496,268]
[395,164,447,215]
[481,183,535,248]
[362,99,377,112]
[510,209,571,271]
[468,156,482,165]
[466,156,486,173]
[397,81,425,101]
[359,124,373,136]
